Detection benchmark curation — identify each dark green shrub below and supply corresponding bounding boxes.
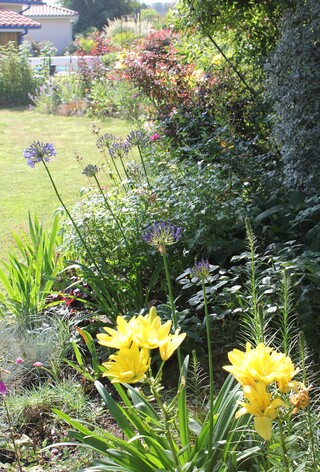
[0,43,37,107]
[267,0,320,194]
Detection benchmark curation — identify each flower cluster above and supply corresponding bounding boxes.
[223,343,303,440]
[126,130,149,147]
[23,141,56,168]
[96,133,116,152]
[109,139,131,159]
[150,133,161,142]
[97,307,186,384]
[82,164,100,178]
[142,220,182,254]
[191,259,210,279]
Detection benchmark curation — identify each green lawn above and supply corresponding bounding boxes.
[0,108,131,256]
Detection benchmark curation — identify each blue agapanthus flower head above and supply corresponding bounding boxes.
[82,164,100,178]
[109,139,131,159]
[96,133,116,152]
[23,140,56,168]
[191,259,210,279]
[126,130,148,147]
[142,220,182,254]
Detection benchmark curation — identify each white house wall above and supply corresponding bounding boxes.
[5,4,20,12]
[24,18,73,54]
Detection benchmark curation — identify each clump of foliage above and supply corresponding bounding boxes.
[124,29,195,119]
[0,213,65,329]
[0,43,37,107]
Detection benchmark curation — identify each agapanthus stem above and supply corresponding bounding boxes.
[42,160,102,276]
[137,142,151,188]
[201,277,214,456]
[162,253,182,368]
[93,174,129,247]
[119,155,130,182]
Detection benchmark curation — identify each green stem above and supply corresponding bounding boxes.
[162,253,182,368]
[201,277,214,456]
[109,154,123,185]
[277,417,290,472]
[299,332,317,468]
[3,398,23,472]
[245,218,263,344]
[42,160,102,276]
[137,142,151,188]
[93,174,129,247]
[151,383,181,472]
[119,154,130,182]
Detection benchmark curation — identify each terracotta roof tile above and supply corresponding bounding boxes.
[0,8,41,28]
[24,5,78,17]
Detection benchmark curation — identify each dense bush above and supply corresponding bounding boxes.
[0,43,37,107]
[124,28,276,182]
[266,0,320,195]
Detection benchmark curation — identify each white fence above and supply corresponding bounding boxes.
[28,55,101,74]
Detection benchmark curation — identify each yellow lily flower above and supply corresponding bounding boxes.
[97,315,137,349]
[236,382,285,441]
[159,330,187,361]
[133,307,173,349]
[223,343,298,391]
[102,342,150,384]
[223,342,256,386]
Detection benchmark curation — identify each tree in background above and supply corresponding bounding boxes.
[171,0,287,147]
[175,0,286,91]
[267,0,320,195]
[59,0,139,34]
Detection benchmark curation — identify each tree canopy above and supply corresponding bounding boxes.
[59,0,139,34]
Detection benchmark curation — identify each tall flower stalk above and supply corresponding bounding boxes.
[127,130,151,188]
[96,132,123,185]
[23,141,102,276]
[142,220,182,366]
[298,332,317,469]
[82,164,129,247]
[191,259,215,456]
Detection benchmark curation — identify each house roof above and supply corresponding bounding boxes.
[0,1,44,4]
[24,4,78,17]
[0,7,41,28]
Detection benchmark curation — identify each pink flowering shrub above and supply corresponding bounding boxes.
[124,30,195,113]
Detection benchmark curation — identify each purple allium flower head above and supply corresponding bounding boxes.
[23,140,56,168]
[0,381,7,396]
[126,130,148,147]
[191,259,210,279]
[109,139,131,159]
[82,164,100,178]
[33,362,44,368]
[15,357,24,365]
[142,220,182,254]
[96,133,116,152]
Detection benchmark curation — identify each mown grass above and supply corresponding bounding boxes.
[0,108,131,256]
